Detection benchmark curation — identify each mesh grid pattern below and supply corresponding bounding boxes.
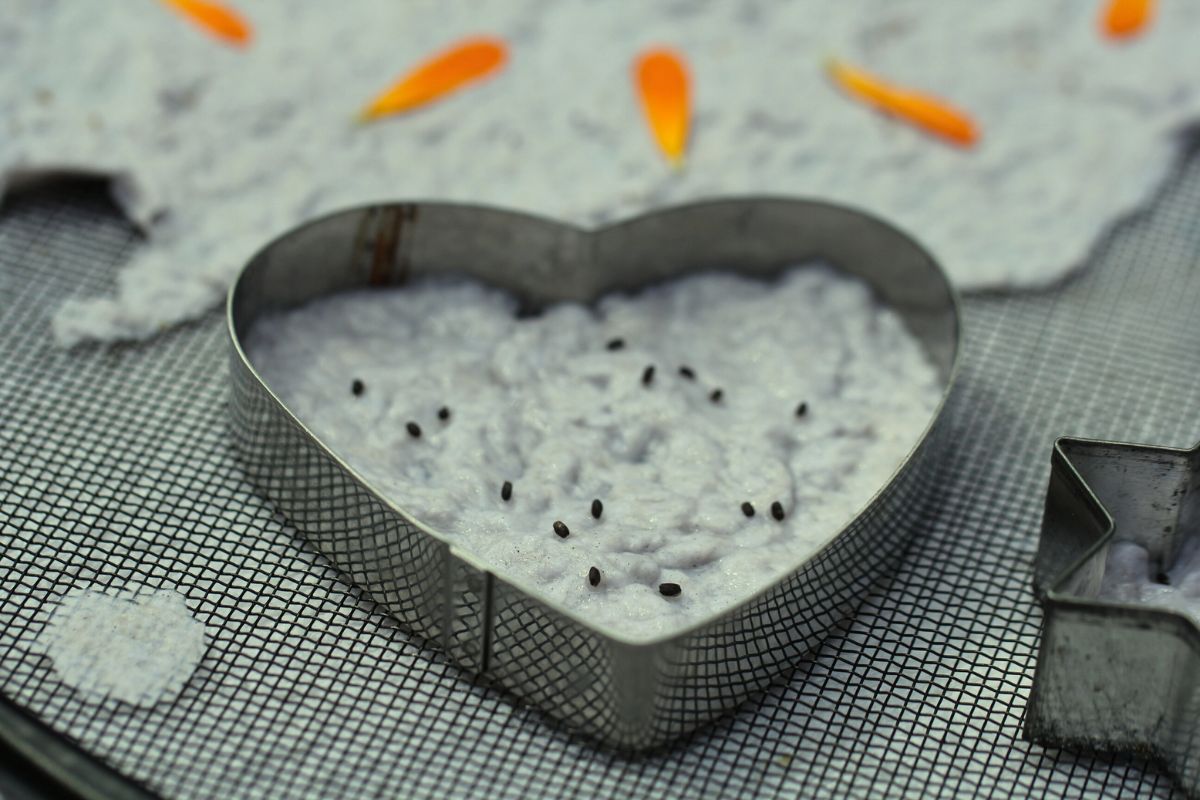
[3,142,1200,797]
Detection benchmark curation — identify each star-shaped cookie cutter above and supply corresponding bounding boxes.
[1026,436,1200,796]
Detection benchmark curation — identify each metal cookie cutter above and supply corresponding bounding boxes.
[227,198,961,749]
[1027,437,1200,796]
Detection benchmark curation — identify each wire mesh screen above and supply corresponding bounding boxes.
[4,140,1200,797]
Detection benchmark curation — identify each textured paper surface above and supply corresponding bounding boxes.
[3,0,1198,345]
[246,268,941,639]
[33,587,208,707]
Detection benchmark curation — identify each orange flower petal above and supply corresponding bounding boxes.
[1101,0,1155,39]
[359,37,509,122]
[827,58,979,148]
[162,0,252,47]
[634,48,691,166]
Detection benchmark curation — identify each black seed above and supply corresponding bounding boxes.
[709,388,723,403]
[438,406,450,421]
[795,402,808,417]
[591,499,603,519]
[501,481,513,501]
[771,501,785,521]
[406,422,421,438]
[642,365,656,386]
[659,582,681,597]
[351,379,365,396]
[588,566,601,586]
[678,366,696,380]
[606,338,625,351]
[553,520,570,538]
[741,502,755,518]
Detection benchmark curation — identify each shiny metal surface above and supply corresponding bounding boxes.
[1027,438,1200,797]
[226,198,961,749]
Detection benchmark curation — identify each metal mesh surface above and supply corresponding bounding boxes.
[4,140,1200,797]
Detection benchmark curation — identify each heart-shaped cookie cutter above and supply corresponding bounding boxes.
[227,198,961,749]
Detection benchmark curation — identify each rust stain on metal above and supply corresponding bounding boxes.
[368,205,418,286]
